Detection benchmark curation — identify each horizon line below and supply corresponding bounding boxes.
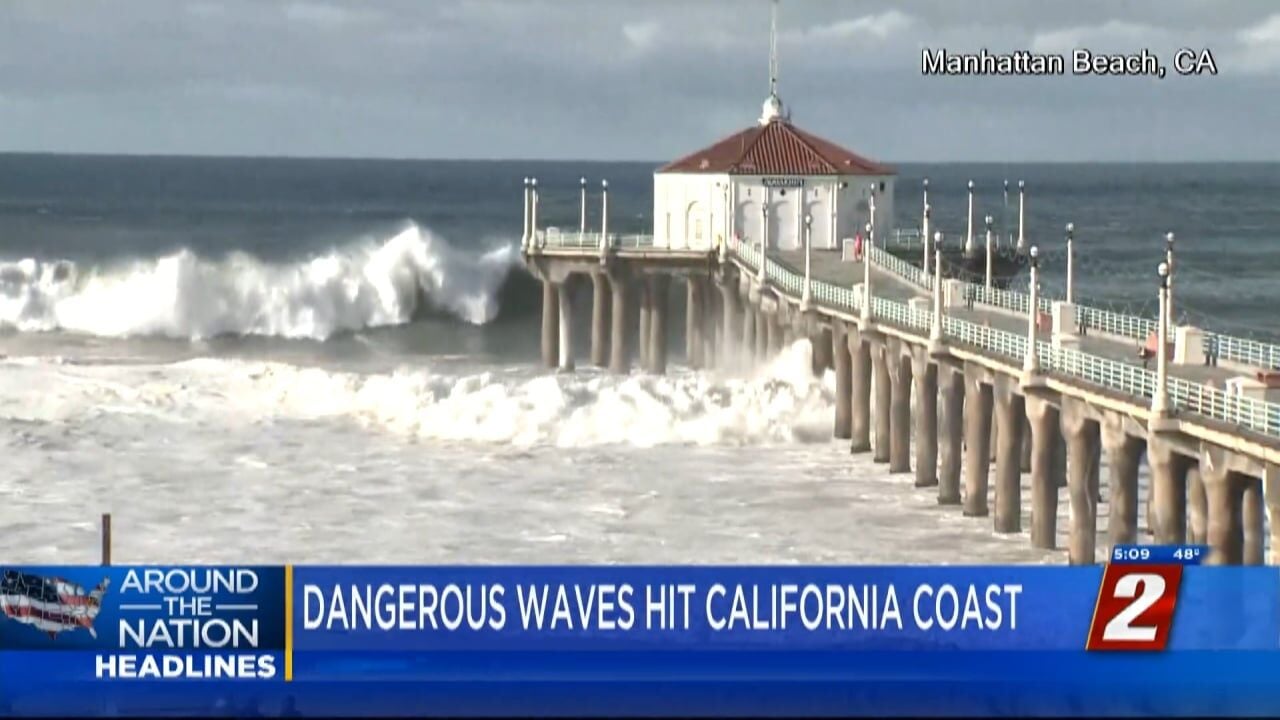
[1,150,1278,165]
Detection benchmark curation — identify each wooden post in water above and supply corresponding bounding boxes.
[101,513,112,566]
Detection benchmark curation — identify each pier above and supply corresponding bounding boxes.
[516,1,1279,567]
[521,184,1280,567]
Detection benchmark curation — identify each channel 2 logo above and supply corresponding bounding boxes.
[1086,563,1183,651]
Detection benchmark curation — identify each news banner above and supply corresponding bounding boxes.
[2,547,1279,717]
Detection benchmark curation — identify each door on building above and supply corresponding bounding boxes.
[768,197,798,251]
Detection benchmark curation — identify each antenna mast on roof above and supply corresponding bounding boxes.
[759,0,786,125]
[769,0,778,98]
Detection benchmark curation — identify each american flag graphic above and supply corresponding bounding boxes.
[0,570,110,640]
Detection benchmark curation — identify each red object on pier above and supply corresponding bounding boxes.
[1141,332,1173,361]
[1257,371,1280,387]
[1036,311,1051,332]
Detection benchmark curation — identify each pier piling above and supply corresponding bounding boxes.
[1061,398,1101,564]
[962,367,993,517]
[754,308,768,364]
[541,280,559,369]
[639,278,653,371]
[687,278,704,368]
[993,378,1025,533]
[1028,396,1061,549]
[1150,436,1191,545]
[849,330,872,453]
[832,322,852,440]
[871,342,891,464]
[888,349,912,474]
[649,275,669,374]
[937,364,964,504]
[1186,466,1206,544]
[557,281,575,372]
[591,274,610,368]
[912,350,938,488]
[719,280,740,370]
[1243,477,1264,565]
[1102,414,1143,546]
[609,274,630,373]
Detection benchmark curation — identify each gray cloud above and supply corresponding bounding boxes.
[0,0,1276,161]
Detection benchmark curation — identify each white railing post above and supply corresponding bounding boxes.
[984,214,994,290]
[1066,222,1075,304]
[1024,245,1041,374]
[599,179,609,261]
[801,212,813,309]
[521,177,530,252]
[1153,260,1172,415]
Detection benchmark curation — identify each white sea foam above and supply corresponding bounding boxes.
[0,340,834,448]
[0,224,517,340]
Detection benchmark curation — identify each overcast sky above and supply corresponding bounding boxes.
[1,0,1278,162]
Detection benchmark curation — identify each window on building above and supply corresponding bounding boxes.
[694,219,703,241]
[665,213,671,240]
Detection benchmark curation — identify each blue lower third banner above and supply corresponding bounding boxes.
[1,564,1278,717]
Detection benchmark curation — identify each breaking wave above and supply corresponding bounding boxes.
[0,225,522,341]
[198,341,836,447]
[2,341,838,448]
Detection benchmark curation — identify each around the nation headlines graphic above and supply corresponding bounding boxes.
[0,560,1277,717]
[0,566,285,681]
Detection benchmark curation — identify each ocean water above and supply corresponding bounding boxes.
[0,155,1275,564]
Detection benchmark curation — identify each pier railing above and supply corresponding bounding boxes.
[722,236,1280,438]
[878,232,1280,366]
[532,229,656,250]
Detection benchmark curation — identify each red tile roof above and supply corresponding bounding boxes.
[658,118,891,176]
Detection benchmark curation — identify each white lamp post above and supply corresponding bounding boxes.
[922,177,930,261]
[868,183,877,247]
[599,179,609,260]
[1153,260,1171,415]
[965,180,975,257]
[984,214,994,289]
[922,203,932,276]
[861,221,873,323]
[1165,232,1176,336]
[1017,180,1026,254]
[931,231,944,345]
[1024,245,1041,373]
[1065,223,1075,304]
[1003,179,1010,246]
[801,213,813,309]
[521,177,530,251]
[530,177,540,252]
[579,176,587,239]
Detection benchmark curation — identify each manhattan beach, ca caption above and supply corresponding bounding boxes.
[922,48,1219,78]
